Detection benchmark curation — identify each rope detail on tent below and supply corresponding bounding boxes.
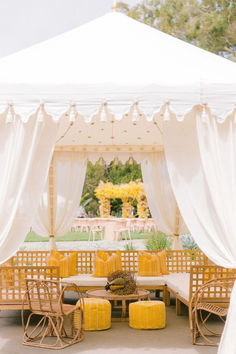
[6,104,14,123]
[201,104,209,123]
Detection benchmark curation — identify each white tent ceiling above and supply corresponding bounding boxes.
[0,12,235,148]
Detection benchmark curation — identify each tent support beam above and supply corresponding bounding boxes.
[48,155,57,251]
[174,202,180,236]
[55,145,164,153]
[172,201,183,250]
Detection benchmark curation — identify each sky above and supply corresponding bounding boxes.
[0,0,139,58]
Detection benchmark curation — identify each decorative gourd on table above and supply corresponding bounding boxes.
[105,270,136,295]
[105,277,125,291]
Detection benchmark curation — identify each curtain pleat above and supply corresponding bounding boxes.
[0,112,58,263]
[32,151,87,238]
[141,152,187,249]
[163,108,236,353]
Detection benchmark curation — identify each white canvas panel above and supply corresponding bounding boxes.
[0,110,58,263]
[32,151,87,238]
[164,107,236,353]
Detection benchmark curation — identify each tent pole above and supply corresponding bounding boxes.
[172,201,183,250]
[49,235,56,250]
[113,0,117,12]
[48,155,57,250]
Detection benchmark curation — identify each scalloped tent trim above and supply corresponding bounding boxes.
[1,102,236,149]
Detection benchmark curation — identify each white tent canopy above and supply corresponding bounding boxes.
[0,12,235,150]
[0,10,234,246]
[1,12,236,352]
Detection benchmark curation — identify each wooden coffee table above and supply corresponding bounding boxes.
[86,289,150,321]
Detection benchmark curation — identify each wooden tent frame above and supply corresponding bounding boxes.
[48,144,181,248]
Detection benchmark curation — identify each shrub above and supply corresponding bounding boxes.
[180,234,199,250]
[145,231,172,251]
[124,242,135,250]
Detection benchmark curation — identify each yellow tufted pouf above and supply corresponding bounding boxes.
[74,298,111,331]
[129,301,166,329]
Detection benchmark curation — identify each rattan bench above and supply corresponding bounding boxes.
[0,265,59,310]
[11,249,206,274]
[7,249,206,304]
[166,265,236,315]
[2,250,233,312]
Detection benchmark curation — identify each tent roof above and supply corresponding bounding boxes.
[0,12,235,87]
[0,12,235,149]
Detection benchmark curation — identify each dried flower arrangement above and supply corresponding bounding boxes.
[105,270,137,295]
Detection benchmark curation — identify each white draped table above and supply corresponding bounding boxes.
[103,221,119,241]
[72,218,157,241]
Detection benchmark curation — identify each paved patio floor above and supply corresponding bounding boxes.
[0,303,218,354]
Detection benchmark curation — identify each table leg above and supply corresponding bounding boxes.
[121,300,126,318]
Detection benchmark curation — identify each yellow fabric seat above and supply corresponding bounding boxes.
[74,298,111,331]
[129,301,166,329]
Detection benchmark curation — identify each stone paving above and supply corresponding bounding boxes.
[0,305,217,354]
[21,239,146,251]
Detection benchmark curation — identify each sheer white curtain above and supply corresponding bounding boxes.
[0,109,58,263]
[32,151,87,248]
[141,152,187,249]
[163,106,236,353]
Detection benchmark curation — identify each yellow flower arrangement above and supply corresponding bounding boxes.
[95,180,149,218]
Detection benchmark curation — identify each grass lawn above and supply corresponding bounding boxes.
[25,231,149,242]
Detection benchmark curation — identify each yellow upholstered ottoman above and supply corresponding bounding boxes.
[74,298,111,331]
[129,301,166,329]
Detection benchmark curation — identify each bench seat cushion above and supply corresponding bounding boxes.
[136,276,166,287]
[62,274,166,288]
[163,273,190,301]
[62,273,191,301]
[62,274,107,287]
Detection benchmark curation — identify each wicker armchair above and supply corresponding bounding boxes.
[22,279,84,349]
[189,277,235,346]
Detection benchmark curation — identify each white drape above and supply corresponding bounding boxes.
[0,109,58,264]
[141,152,187,249]
[163,106,236,353]
[32,151,87,241]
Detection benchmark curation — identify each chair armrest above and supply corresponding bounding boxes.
[59,282,84,316]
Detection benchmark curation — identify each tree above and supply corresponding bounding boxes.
[81,161,108,216]
[108,159,142,185]
[118,0,236,61]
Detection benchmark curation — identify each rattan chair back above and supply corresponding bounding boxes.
[189,276,236,346]
[22,279,84,349]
